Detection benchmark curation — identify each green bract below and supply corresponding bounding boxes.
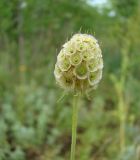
[74,62,88,79]
[54,33,103,92]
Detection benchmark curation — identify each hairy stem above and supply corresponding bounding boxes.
[70,94,79,160]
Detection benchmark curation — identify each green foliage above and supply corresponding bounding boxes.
[0,0,140,159]
[111,0,138,17]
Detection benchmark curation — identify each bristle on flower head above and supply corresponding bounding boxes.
[54,33,103,93]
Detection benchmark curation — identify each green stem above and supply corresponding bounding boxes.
[118,89,126,153]
[70,94,79,160]
[120,115,125,152]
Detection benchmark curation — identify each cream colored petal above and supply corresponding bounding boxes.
[57,49,66,61]
[65,42,76,55]
[57,73,74,91]
[54,64,62,79]
[58,58,71,71]
[88,70,102,86]
[87,58,99,72]
[70,52,82,66]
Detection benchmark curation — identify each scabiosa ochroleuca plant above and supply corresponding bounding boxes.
[54,33,103,160]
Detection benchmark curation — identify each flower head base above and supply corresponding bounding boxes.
[54,33,103,93]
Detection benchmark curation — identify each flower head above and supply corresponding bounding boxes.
[54,33,103,93]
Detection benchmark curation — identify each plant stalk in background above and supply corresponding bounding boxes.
[54,33,103,159]
[111,34,130,153]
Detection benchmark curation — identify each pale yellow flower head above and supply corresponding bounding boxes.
[54,33,103,93]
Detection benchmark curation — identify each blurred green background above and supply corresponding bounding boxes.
[0,0,140,160]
